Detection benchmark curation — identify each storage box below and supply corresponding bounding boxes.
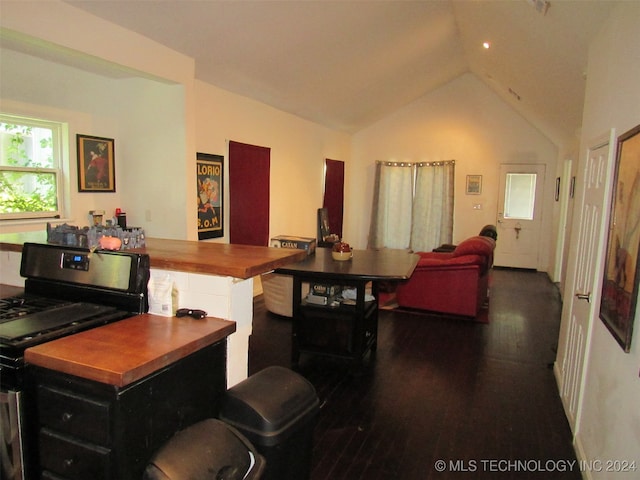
[270,235,316,255]
[311,283,342,297]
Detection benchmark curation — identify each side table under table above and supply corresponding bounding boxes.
[275,248,419,370]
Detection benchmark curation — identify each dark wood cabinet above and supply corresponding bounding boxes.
[27,341,227,480]
[296,290,378,363]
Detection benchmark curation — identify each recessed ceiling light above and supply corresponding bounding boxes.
[483,42,491,49]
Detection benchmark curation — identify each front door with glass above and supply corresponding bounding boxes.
[495,164,546,269]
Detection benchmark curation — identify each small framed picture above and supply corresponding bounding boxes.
[77,134,115,192]
[466,175,482,195]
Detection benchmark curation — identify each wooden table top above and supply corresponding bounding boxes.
[0,232,308,279]
[25,314,236,387]
[133,237,308,278]
[275,248,419,282]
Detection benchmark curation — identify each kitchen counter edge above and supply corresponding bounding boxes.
[25,313,236,387]
[0,232,308,279]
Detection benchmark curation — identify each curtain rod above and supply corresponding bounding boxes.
[376,160,455,167]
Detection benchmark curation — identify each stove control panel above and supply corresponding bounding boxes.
[21,242,146,292]
[62,252,90,271]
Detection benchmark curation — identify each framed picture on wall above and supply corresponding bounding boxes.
[77,134,115,192]
[466,175,482,195]
[197,152,224,240]
[599,124,640,352]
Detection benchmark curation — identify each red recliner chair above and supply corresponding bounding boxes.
[395,235,496,318]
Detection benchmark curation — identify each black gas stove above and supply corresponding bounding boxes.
[0,242,150,480]
[0,242,150,388]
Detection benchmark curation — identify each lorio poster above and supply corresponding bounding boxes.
[197,153,224,240]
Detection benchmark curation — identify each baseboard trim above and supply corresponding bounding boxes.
[573,433,591,480]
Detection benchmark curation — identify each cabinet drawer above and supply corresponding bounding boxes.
[39,428,111,480]
[38,385,111,445]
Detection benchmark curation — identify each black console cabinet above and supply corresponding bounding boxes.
[27,341,226,480]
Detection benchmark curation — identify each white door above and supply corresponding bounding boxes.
[556,134,614,432]
[495,164,546,269]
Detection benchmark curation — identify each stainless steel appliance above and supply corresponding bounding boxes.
[0,242,150,480]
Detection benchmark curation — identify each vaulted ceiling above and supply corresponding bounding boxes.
[61,1,618,146]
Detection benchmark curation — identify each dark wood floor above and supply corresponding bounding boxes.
[249,268,580,479]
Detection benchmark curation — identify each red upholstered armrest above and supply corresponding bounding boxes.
[452,236,495,257]
[417,251,455,261]
[415,254,484,269]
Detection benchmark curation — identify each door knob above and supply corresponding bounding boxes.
[575,292,591,303]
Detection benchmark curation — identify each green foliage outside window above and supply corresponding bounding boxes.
[0,122,59,215]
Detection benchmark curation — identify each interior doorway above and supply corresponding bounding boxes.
[556,132,614,433]
[228,140,271,246]
[495,163,546,269]
[322,159,344,240]
[553,159,574,287]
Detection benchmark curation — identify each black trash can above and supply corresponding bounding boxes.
[143,418,266,480]
[219,366,320,480]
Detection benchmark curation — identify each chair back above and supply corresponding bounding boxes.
[318,208,331,242]
[479,224,498,241]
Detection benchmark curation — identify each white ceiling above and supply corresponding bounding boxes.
[55,1,619,146]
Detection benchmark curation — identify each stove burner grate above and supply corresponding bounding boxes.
[0,295,74,323]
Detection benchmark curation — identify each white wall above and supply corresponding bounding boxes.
[1,1,350,244]
[0,49,188,239]
[349,73,558,271]
[571,2,640,475]
[194,80,351,243]
[0,0,194,239]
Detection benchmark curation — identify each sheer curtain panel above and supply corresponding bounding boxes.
[411,161,455,252]
[368,162,413,249]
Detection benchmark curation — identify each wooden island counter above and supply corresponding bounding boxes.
[25,313,237,387]
[24,314,237,480]
[0,232,306,279]
[0,233,307,386]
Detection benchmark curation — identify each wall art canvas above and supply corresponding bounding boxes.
[466,175,482,194]
[197,153,224,240]
[600,124,640,352]
[77,134,115,192]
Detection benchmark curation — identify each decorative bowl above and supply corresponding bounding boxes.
[332,250,353,261]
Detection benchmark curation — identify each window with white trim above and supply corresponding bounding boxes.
[0,114,66,220]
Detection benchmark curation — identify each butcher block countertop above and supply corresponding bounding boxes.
[133,237,308,278]
[0,232,307,279]
[25,314,236,387]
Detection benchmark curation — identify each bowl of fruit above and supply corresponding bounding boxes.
[331,241,353,261]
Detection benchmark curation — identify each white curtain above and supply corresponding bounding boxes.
[368,160,454,252]
[411,161,455,252]
[368,162,413,249]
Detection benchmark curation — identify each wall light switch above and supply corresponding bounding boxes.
[473,204,482,210]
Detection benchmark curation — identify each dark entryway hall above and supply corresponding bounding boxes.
[249,268,581,479]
